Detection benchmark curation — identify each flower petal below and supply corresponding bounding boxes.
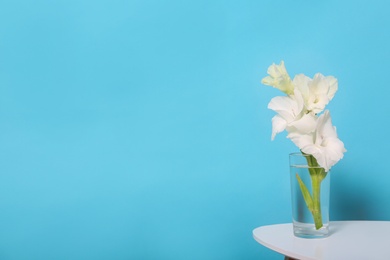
[271,115,287,140]
[288,113,317,134]
[287,132,314,151]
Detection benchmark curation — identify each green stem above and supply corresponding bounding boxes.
[311,173,323,230]
[296,153,328,230]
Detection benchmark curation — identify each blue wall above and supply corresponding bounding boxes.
[1,0,389,259]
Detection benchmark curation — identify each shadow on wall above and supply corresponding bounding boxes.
[330,168,377,221]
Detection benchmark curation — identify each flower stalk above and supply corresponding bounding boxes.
[261,61,346,232]
[296,153,327,229]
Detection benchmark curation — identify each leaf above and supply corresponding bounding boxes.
[296,173,314,211]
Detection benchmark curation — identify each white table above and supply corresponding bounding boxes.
[253,221,390,260]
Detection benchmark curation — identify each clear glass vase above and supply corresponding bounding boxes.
[289,153,330,238]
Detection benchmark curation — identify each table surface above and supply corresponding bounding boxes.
[253,221,390,260]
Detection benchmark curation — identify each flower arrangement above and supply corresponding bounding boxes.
[261,61,346,229]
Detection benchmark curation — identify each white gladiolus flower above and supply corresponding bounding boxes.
[262,61,295,95]
[293,73,338,114]
[287,110,346,172]
[268,89,317,140]
[261,61,346,230]
[261,61,345,169]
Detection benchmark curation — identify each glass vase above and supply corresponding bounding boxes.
[289,153,330,238]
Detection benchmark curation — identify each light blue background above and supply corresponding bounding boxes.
[0,0,389,259]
